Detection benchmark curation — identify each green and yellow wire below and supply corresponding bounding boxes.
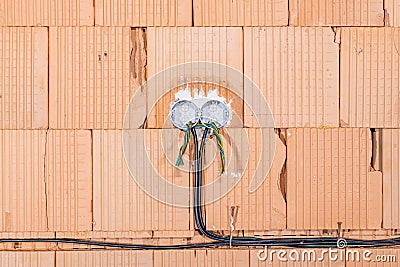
[176,122,226,174]
[175,123,192,166]
[197,122,226,174]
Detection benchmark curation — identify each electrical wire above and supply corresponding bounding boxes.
[175,123,191,166]
[191,127,400,248]
[209,123,226,173]
[194,122,226,173]
[0,238,226,250]
[176,122,226,173]
[1,126,400,249]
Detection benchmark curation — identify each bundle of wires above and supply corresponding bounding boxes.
[176,122,226,174]
[175,123,192,166]
[2,125,400,249]
[202,122,226,174]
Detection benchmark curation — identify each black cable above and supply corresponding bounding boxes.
[2,237,400,249]
[192,127,262,242]
[0,238,226,250]
[192,127,328,245]
[191,127,400,248]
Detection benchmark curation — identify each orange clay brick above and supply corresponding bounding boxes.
[0,27,48,129]
[53,250,251,266]
[93,129,191,233]
[0,130,48,232]
[0,251,55,267]
[204,128,286,231]
[154,250,249,267]
[244,27,339,128]
[147,27,243,128]
[46,130,92,231]
[382,129,400,229]
[0,0,93,26]
[287,128,382,230]
[193,0,288,26]
[56,251,152,267]
[290,0,384,26]
[340,27,400,127]
[385,0,400,26]
[95,0,192,26]
[49,27,146,129]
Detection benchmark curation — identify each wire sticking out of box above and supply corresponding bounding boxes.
[175,122,226,174]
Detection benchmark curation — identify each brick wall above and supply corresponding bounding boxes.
[0,0,399,265]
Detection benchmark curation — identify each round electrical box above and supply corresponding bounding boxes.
[200,100,232,128]
[169,100,200,130]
